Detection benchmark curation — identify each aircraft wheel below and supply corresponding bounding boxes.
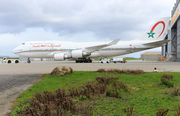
[27,60,31,63]
[15,60,19,63]
[8,60,11,63]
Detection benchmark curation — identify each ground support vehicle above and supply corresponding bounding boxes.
[2,57,19,63]
[99,58,111,63]
[113,57,126,63]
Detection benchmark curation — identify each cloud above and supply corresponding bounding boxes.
[0,0,176,56]
[0,0,175,34]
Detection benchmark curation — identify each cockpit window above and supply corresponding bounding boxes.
[22,43,25,45]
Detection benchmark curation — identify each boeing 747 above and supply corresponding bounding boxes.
[13,17,170,63]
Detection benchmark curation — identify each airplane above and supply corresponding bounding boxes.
[13,17,170,63]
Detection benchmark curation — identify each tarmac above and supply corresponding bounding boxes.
[0,60,180,115]
[0,74,42,116]
[1,60,180,74]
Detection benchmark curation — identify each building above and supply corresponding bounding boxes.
[141,51,162,60]
[162,0,180,61]
[19,56,54,61]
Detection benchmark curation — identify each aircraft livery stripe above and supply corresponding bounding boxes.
[16,48,150,54]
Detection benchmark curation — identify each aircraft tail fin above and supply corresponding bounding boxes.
[135,17,170,41]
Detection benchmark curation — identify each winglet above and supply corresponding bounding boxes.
[108,39,120,46]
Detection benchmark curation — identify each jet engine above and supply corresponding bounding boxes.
[71,50,91,58]
[54,53,69,61]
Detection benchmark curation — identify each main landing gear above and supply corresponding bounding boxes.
[27,58,31,63]
[75,58,92,63]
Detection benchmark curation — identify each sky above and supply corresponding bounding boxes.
[0,0,176,58]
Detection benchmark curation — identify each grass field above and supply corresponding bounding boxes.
[11,71,180,116]
[125,57,141,60]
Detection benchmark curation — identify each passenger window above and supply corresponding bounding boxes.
[22,43,25,45]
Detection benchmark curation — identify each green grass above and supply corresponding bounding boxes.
[125,57,141,60]
[12,71,180,115]
[94,58,100,61]
[13,72,111,105]
[126,57,157,61]
[143,59,157,61]
[0,57,19,59]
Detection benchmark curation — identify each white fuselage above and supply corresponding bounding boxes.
[13,40,155,59]
[13,17,170,60]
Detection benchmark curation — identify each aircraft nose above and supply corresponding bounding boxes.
[13,48,17,54]
[13,47,22,54]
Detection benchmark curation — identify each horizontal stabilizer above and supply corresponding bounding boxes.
[143,39,170,46]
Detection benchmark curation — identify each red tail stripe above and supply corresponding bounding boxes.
[151,21,165,38]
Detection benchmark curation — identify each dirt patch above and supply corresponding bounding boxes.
[131,87,140,91]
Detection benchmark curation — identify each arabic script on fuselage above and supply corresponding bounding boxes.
[33,44,61,47]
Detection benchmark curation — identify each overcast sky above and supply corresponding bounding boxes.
[0,0,176,57]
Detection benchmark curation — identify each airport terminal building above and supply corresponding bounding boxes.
[162,0,180,61]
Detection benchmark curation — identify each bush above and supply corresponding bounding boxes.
[96,68,106,73]
[96,68,144,75]
[161,74,173,80]
[79,95,87,100]
[174,104,180,116]
[106,81,128,98]
[16,76,129,115]
[106,89,123,98]
[172,87,180,96]
[95,76,119,85]
[161,73,174,88]
[156,108,169,116]
[122,106,134,116]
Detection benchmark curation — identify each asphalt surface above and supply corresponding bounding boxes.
[0,74,42,92]
[1,60,180,74]
[0,74,42,116]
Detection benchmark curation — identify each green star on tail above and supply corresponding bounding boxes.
[147,31,155,38]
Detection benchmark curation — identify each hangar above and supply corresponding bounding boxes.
[162,0,180,61]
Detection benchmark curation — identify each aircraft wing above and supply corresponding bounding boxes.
[84,39,120,52]
[143,39,170,46]
[48,39,120,57]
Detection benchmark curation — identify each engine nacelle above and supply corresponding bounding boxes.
[71,50,91,58]
[54,53,69,61]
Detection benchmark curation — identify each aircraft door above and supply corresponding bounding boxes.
[128,44,133,53]
[129,44,137,53]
